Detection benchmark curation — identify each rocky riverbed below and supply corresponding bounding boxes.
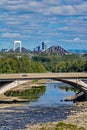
[64,101,87,129]
[26,101,87,130]
[0,80,87,130]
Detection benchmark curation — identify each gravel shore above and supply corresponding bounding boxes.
[26,101,87,130]
[63,101,87,129]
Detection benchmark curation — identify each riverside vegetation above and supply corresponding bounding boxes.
[28,122,85,130]
[32,53,87,72]
[0,52,87,73]
[5,85,46,101]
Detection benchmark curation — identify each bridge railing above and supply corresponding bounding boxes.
[0,72,87,81]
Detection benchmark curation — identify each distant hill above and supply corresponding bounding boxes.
[4,47,32,53]
[3,46,86,55]
[43,46,69,55]
[14,47,32,53]
[0,49,8,52]
[1,47,32,53]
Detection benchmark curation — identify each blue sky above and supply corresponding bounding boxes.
[0,0,87,51]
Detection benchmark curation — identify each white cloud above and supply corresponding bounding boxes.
[48,5,75,15]
[1,0,87,15]
[0,0,87,50]
[0,0,8,5]
[73,37,81,42]
[2,32,21,38]
[61,38,87,43]
[74,2,87,14]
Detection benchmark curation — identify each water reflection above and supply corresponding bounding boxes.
[29,82,76,107]
[5,85,46,102]
[59,85,79,93]
[4,82,76,105]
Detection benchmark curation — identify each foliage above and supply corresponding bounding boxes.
[0,53,86,73]
[59,85,79,93]
[5,85,46,101]
[54,59,85,72]
[0,54,46,73]
[32,53,86,72]
[40,122,85,130]
[55,122,85,130]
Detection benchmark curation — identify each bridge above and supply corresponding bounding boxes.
[0,72,87,100]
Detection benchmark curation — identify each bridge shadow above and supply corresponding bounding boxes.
[65,92,87,102]
[0,99,29,104]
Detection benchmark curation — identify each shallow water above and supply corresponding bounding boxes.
[29,82,75,107]
[0,82,76,130]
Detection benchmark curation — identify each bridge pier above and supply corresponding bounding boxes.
[0,80,29,94]
[58,78,87,101]
[65,92,87,102]
[85,93,87,100]
[75,92,87,101]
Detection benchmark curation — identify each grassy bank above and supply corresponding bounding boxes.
[27,122,85,130]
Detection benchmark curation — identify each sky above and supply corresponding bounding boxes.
[0,0,87,51]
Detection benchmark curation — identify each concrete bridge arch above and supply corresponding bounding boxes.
[0,73,87,100]
[56,78,87,93]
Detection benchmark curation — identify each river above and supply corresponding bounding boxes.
[0,81,77,130]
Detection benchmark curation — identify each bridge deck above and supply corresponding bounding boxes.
[0,73,87,95]
[0,73,87,81]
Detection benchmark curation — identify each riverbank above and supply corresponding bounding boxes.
[0,79,49,105]
[26,101,87,130]
[63,101,87,128]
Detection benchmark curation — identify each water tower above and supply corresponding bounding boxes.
[13,41,22,52]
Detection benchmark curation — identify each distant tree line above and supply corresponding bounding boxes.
[0,54,46,73]
[0,53,87,73]
[32,53,87,72]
